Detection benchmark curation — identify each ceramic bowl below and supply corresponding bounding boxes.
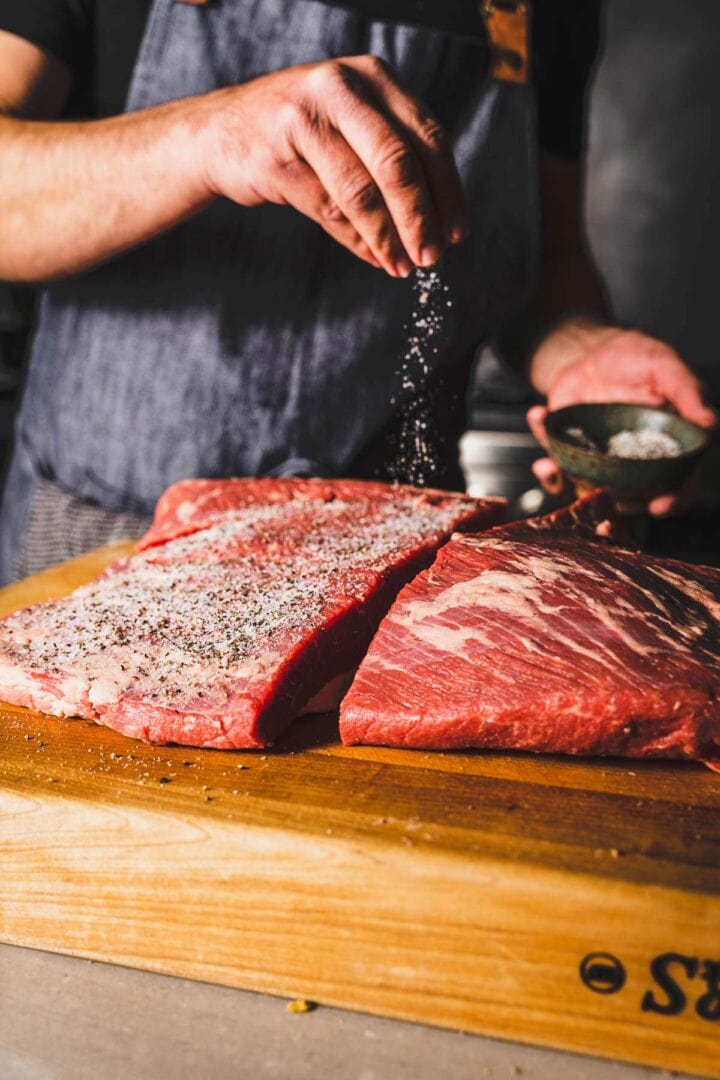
[544,403,711,498]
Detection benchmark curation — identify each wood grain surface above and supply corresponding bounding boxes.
[0,546,718,1078]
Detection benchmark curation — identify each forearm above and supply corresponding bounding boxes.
[525,250,610,390]
[495,249,609,389]
[0,96,217,283]
[496,152,612,391]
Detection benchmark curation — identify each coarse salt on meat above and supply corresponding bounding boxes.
[0,478,504,749]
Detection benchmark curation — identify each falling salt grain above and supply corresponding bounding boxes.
[387,267,454,486]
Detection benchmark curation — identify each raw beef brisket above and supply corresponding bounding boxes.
[0,479,503,748]
[490,490,632,547]
[139,477,423,550]
[340,500,720,762]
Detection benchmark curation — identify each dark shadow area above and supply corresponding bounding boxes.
[273,710,341,753]
[587,0,720,405]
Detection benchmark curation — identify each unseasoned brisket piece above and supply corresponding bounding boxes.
[491,490,632,547]
[340,497,720,762]
[0,479,503,749]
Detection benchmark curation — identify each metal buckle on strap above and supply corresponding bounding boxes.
[480,1,531,84]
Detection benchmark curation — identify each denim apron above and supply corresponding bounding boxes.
[0,0,538,582]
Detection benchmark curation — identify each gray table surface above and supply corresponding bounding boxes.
[0,943,694,1080]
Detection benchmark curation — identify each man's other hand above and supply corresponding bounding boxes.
[526,319,716,516]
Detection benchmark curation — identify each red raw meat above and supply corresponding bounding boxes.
[340,497,720,763]
[490,490,632,546]
[139,477,455,551]
[0,479,503,748]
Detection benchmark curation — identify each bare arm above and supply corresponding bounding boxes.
[494,153,608,386]
[0,31,218,282]
[0,33,466,283]
[525,153,610,392]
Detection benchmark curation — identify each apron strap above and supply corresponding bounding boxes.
[481,1,531,84]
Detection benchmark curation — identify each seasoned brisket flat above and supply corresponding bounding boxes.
[340,498,720,762]
[0,479,503,748]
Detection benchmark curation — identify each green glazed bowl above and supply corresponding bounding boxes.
[545,403,711,498]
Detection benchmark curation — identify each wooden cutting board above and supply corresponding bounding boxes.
[0,545,718,1078]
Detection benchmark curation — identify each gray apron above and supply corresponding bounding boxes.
[0,0,538,583]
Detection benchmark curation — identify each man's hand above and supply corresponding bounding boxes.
[526,318,716,516]
[202,56,467,277]
[0,36,466,282]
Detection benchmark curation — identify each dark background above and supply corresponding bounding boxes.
[587,0,720,405]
